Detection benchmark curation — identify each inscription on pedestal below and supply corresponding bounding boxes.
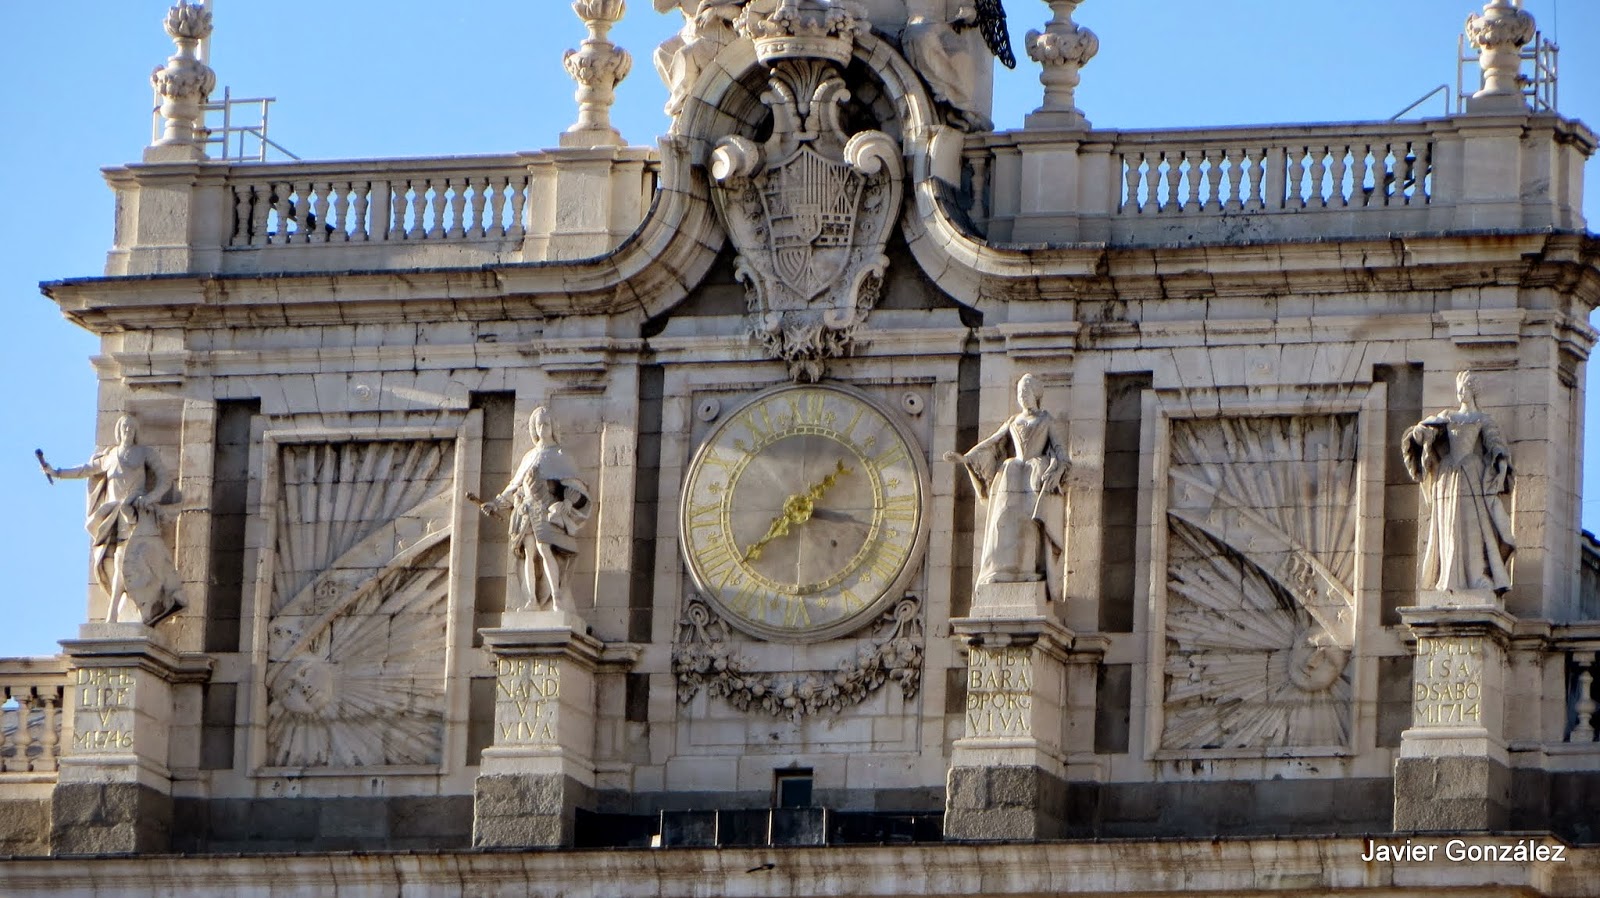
[495,658,560,744]
[965,646,1033,737]
[72,667,136,751]
[1413,637,1483,726]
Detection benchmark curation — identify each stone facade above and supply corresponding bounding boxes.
[4,0,1600,894]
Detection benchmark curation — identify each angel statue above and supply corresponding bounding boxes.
[944,373,1068,601]
[903,0,1014,132]
[38,414,184,626]
[653,0,743,117]
[476,407,594,612]
[1402,371,1515,594]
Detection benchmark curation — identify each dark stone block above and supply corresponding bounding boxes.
[0,799,50,856]
[318,797,388,840]
[945,767,986,810]
[943,767,1068,841]
[388,796,470,841]
[49,784,101,827]
[1394,756,1510,832]
[245,797,319,842]
[50,783,170,855]
[472,774,591,847]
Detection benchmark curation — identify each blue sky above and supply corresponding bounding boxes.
[0,0,1596,657]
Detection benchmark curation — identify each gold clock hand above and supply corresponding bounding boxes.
[744,459,852,562]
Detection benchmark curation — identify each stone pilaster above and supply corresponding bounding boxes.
[52,623,211,855]
[944,600,1075,841]
[1393,605,1514,832]
[472,613,601,848]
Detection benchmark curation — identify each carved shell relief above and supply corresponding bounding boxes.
[1161,415,1358,751]
[263,439,454,769]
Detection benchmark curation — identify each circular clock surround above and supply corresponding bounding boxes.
[680,384,929,643]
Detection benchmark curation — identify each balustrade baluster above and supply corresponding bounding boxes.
[232,186,251,246]
[18,695,38,771]
[449,180,468,239]
[509,178,529,239]
[1353,147,1374,208]
[0,690,13,773]
[1226,149,1246,211]
[1573,652,1596,742]
[351,182,369,242]
[970,154,991,223]
[427,180,447,239]
[1306,147,1322,208]
[466,178,489,238]
[407,181,426,239]
[268,182,289,244]
[1311,147,1330,208]
[1123,155,1141,213]
[1171,153,1188,212]
[40,690,57,771]
[1202,151,1223,212]
[1330,147,1350,207]
[311,184,331,244]
[488,178,508,238]
[331,183,350,242]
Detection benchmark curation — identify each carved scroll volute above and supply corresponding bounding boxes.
[706,0,905,382]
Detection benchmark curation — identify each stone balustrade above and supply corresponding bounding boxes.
[0,659,69,781]
[971,113,1592,244]
[96,112,1590,278]
[226,160,533,249]
[104,147,658,276]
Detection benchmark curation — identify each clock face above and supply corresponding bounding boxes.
[681,384,926,642]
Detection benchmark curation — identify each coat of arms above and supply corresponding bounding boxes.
[710,48,903,381]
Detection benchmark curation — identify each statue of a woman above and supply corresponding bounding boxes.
[1402,371,1515,594]
[478,408,593,612]
[40,414,184,626]
[945,374,1069,601]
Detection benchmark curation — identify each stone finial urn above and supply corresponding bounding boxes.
[150,1,216,148]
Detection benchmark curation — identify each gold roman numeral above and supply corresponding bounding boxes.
[874,442,908,470]
[782,596,812,629]
[880,493,918,524]
[738,403,773,441]
[695,537,738,585]
[686,499,722,532]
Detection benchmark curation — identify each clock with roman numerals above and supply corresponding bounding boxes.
[681,384,927,642]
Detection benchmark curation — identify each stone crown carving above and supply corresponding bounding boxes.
[736,0,868,66]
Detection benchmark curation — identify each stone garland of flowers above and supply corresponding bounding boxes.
[672,596,924,721]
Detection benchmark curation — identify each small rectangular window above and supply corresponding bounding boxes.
[775,769,813,809]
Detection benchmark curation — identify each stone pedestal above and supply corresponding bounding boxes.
[944,612,1074,841]
[1393,605,1513,833]
[52,623,210,855]
[472,612,601,848]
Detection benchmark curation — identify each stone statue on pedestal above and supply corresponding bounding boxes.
[653,0,743,116]
[39,414,184,626]
[1402,371,1515,594]
[945,374,1068,602]
[478,408,593,612]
